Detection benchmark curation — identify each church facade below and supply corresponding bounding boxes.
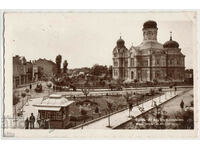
[112,20,185,83]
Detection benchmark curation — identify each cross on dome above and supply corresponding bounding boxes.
[170,31,172,40]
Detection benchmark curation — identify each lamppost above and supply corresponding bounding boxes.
[124,92,133,118]
[47,82,52,96]
[174,86,177,95]
[25,88,30,106]
[13,92,20,127]
[106,93,112,128]
[169,85,173,97]
[21,92,26,112]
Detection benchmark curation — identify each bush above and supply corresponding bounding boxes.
[47,83,52,88]
[13,93,20,105]
[25,88,29,93]
[35,84,43,93]
[21,92,26,98]
[190,101,193,107]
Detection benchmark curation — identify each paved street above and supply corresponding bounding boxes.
[74,90,183,129]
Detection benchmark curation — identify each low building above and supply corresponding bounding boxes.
[33,94,74,129]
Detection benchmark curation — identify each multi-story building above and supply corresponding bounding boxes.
[13,55,33,88]
[112,20,185,83]
[32,58,56,80]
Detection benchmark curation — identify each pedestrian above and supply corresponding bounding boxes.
[29,84,32,90]
[25,117,29,129]
[29,113,35,129]
[175,86,177,91]
[180,100,184,109]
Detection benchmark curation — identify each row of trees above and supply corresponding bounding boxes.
[90,64,112,77]
[55,55,112,77]
[55,55,68,76]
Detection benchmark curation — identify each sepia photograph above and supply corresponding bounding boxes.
[2,11,198,138]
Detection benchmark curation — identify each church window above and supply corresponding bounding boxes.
[143,60,148,66]
[114,70,118,76]
[155,71,160,78]
[156,59,160,65]
[131,59,134,67]
[169,59,173,65]
[114,61,118,67]
[125,61,128,67]
[131,71,134,79]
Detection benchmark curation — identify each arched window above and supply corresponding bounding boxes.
[156,59,160,65]
[114,61,118,67]
[131,71,134,79]
[155,71,160,78]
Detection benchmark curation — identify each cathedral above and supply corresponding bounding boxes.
[112,20,185,83]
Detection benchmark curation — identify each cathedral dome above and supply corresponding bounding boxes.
[143,20,157,29]
[116,36,125,48]
[163,34,179,48]
[138,41,163,50]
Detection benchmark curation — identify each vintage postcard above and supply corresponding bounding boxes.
[1,11,198,138]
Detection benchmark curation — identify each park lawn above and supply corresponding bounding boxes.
[67,92,163,128]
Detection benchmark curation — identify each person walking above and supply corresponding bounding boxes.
[29,84,32,90]
[30,113,35,129]
[25,117,29,129]
[180,100,184,110]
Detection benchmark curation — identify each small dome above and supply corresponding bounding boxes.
[143,20,157,29]
[116,36,125,48]
[163,34,179,48]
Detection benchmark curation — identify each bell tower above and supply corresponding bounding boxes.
[142,20,158,41]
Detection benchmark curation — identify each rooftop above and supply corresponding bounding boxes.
[33,94,74,111]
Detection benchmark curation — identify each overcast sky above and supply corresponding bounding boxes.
[4,12,195,69]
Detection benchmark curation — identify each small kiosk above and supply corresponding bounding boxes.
[33,94,74,129]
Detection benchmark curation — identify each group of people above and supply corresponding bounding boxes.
[25,113,35,129]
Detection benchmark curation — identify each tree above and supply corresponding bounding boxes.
[105,95,113,127]
[108,65,113,78]
[21,92,26,112]
[63,60,68,73]
[124,92,133,117]
[47,82,52,95]
[24,88,30,106]
[90,64,108,76]
[174,108,194,129]
[55,55,62,75]
[13,92,20,124]
[13,92,20,106]
[81,82,90,100]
